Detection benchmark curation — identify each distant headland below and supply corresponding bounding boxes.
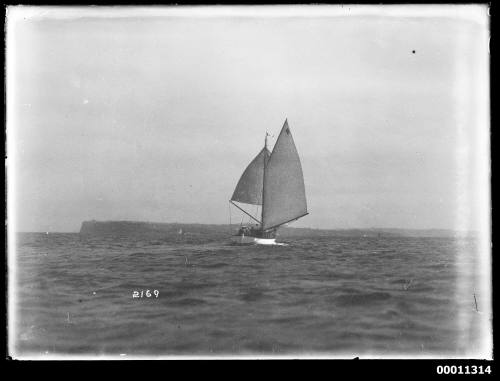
[79,220,476,238]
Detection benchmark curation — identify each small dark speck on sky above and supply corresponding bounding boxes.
[412,50,416,54]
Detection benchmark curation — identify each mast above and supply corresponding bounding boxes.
[261,132,268,231]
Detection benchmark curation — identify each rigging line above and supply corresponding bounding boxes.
[229,200,262,224]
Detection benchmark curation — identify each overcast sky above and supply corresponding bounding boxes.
[7,5,489,232]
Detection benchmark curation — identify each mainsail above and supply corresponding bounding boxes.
[262,120,307,230]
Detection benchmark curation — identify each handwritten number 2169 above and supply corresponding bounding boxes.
[132,290,159,298]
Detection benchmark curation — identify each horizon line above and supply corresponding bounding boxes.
[15,220,479,234]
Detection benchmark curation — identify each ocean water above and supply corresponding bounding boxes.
[11,232,489,358]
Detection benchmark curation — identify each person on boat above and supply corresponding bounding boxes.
[238,226,250,235]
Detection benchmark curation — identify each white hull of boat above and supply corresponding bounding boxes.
[232,235,277,245]
[254,237,277,245]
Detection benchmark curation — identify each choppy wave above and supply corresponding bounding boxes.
[12,232,486,357]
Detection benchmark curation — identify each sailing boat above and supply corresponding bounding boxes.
[230,119,308,245]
